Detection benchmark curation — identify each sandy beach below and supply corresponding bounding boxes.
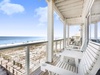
[0,40,63,75]
[0,43,47,74]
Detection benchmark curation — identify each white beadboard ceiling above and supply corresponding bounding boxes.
[53,0,100,25]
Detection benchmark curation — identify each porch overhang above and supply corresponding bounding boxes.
[46,0,99,25]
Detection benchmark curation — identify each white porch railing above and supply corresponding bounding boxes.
[0,39,64,75]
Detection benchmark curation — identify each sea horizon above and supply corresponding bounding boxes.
[0,36,63,45]
[0,36,47,45]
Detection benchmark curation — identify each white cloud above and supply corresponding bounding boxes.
[2,0,10,3]
[34,6,59,26]
[34,7,47,26]
[0,0,25,15]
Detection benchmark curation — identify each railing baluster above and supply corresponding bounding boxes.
[55,41,57,53]
[61,40,62,50]
[0,39,65,75]
[63,39,64,49]
[56,41,58,52]
[60,41,61,51]
[25,46,30,75]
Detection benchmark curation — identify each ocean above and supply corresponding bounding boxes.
[0,36,46,45]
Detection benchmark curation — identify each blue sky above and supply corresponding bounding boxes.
[0,0,99,38]
[0,0,64,37]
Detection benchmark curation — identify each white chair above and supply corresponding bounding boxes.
[41,41,100,75]
[66,38,87,52]
[56,40,87,66]
[68,37,82,49]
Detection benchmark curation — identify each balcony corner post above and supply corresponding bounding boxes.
[47,0,54,63]
[63,22,66,50]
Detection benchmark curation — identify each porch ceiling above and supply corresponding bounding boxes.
[54,0,84,25]
[91,0,100,23]
[50,0,99,25]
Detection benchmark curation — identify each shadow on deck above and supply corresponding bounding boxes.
[0,65,12,75]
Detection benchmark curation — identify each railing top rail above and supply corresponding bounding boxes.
[0,41,47,50]
[0,39,63,50]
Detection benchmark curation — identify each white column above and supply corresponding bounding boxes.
[47,0,54,63]
[81,18,88,51]
[82,24,85,42]
[89,10,92,40]
[80,24,83,45]
[63,22,66,50]
[85,16,89,44]
[67,24,69,46]
[87,18,89,43]
[25,46,30,75]
[81,24,85,51]
[94,23,98,39]
[85,17,89,46]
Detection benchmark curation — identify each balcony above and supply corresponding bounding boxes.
[0,39,66,75]
[0,37,82,75]
[0,0,100,75]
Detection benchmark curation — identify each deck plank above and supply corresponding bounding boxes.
[0,65,12,75]
[30,55,60,75]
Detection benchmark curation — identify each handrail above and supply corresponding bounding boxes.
[0,38,64,75]
[0,39,64,50]
[0,38,82,75]
[0,41,47,50]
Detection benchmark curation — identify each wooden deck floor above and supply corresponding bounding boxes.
[30,55,60,75]
[30,55,75,75]
[0,65,12,75]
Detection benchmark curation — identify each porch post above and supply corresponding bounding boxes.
[82,24,85,43]
[63,22,66,50]
[67,24,69,46]
[81,17,89,51]
[47,0,54,63]
[80,24,83,45]
[89,10,92,39]
[85,17,89,46]
[87,19,89,43]
[81,19,87,51]
[94,22,98,39]
[86,16,89,43]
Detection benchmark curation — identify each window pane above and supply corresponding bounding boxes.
[98,22,100,39]
[69,25,80,37]
[91,24,95,39]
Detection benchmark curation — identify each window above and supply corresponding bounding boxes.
[98,22,100,39]
[69,25,80,37]
[90,24,95,39]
